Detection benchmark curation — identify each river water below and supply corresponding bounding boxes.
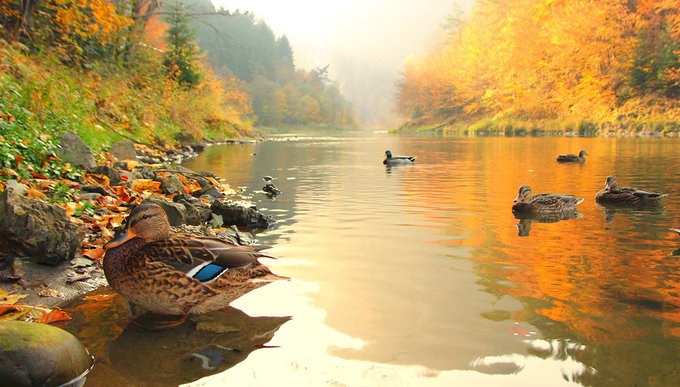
[68,134,680,386]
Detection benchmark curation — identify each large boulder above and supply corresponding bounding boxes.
[0,321,93,387]
[210,200,274,230]
[109,141,137,161]
[0,187,84,265]
[58,132,95,169]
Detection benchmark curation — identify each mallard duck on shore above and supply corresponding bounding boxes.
[556,150,588,163]
[512,185,584,214]
[383,150,416,165]
[103,203,284,324]
[595,176,668,206]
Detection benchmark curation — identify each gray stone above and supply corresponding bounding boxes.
[140,197,186,226]
[135,165,157,180]
[0,189,85,265]
[81,184,110,196]
[109,141,137,161]
[179,200,212,226]
[58,132,95,169]
[5,180,27,195]
[210,200,275,230]
[0,321,92,387]
[77,192,101,201]
[88,165,121,186]
[120,170,142,183]
[191,186,224,202]
[160,175,184,195]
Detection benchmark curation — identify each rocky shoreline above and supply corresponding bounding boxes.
[0,132,273,317]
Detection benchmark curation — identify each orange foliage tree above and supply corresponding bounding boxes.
[397,0,680,131]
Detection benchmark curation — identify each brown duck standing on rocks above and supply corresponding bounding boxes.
[595,176,668,206]
[103,203,285,326]
[556,150,588,163]
[512,185,584,215]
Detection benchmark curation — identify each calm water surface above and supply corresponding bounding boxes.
[67,134,680,386]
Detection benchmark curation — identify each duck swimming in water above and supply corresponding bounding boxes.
[383,150,416,165]
[103,203,284,322]
[595,176,668,206]
[512,185,584,214]
[556,150,588,163]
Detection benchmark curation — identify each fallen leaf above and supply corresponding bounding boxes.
[115,185,131,202]
[38,289,64,298]
[26,187,47,199]
[72,257,95,267]
[131,179,162,193]
[126,160,140,169]
[0,291,27,305]
[82,247,105,260]
[0,305,19,315]
[67,273,92,283]
[37,309,72,324]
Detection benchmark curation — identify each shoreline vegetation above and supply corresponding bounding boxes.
[392,118,680,137]
[394,2,680,138]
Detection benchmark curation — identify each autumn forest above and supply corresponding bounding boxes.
[397,0,680,135]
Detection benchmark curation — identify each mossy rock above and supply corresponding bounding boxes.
[0,321,93,387]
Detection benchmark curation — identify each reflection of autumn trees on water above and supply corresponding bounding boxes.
[399,138,680,345]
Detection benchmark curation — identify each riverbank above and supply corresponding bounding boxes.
[0,133,275,322]
[393,117,680,137]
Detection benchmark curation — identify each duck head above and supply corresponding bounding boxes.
[604,176,618,191]
[104,204,171,249]
[579,150,588,157]
[514,185,533,203]
[384,150,392,158]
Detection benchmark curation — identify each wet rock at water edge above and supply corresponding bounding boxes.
[0,187,84,265]
[173,194,212,225]
[210,200,275,230]
[191,185,224,202]
[58,132,96,169]
[0,321,93,387]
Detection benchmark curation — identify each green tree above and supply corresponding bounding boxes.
[163,0,202,87]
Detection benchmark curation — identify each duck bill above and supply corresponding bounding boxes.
[604,182,611,190]
[513,193,523,203]
[104,231,137,250]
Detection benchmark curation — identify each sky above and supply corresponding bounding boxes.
[211,0,476,129]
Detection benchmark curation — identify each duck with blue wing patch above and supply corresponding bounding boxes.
[103,203,285,326]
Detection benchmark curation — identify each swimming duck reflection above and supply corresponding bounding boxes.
[598,202,666,223]
[514,211,582,237]
[108,307,290,386]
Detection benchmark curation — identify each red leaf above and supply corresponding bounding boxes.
[0,305,19,315]
[38,309,72,324]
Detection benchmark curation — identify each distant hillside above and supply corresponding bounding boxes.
[183,0,356,129]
